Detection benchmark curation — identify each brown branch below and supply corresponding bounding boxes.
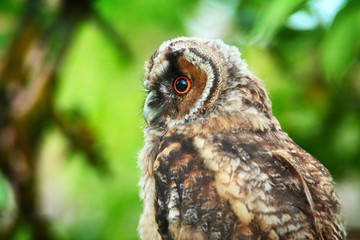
[0,0,102,239]
[52,110,108,173]
[0,0,130,238]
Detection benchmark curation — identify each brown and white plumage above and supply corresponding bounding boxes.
[138,37,346,240]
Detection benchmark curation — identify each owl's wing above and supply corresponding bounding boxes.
[193,129,346,240]
[154,128,345,239]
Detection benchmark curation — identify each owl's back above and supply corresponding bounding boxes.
[152,124,345,240]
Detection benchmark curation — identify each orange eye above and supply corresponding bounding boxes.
[173,76,191,94]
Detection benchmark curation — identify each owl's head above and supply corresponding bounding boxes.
[143,37,278,131]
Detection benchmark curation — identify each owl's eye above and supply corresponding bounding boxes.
[173,76,191,94]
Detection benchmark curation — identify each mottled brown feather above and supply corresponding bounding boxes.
[138,37,346,240]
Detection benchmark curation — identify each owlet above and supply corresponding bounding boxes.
[138,37,346,240]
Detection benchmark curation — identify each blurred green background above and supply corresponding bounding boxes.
[0,0,359,239]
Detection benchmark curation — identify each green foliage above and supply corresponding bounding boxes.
[0,174,9,212]
[0,0,21,49]
[0,0,359,239]
[321,0,360,81]
[248,0,306,46]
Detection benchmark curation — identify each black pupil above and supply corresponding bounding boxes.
[175,78,188,92]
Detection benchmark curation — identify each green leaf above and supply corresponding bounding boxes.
[321,0,360,82]
[248,0,306,46]
[0,173,9,211]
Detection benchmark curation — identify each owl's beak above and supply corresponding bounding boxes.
[143,91,165,125]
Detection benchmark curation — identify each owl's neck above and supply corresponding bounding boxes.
[149,103,281,137]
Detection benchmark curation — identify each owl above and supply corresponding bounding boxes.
[138,37,346,240]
